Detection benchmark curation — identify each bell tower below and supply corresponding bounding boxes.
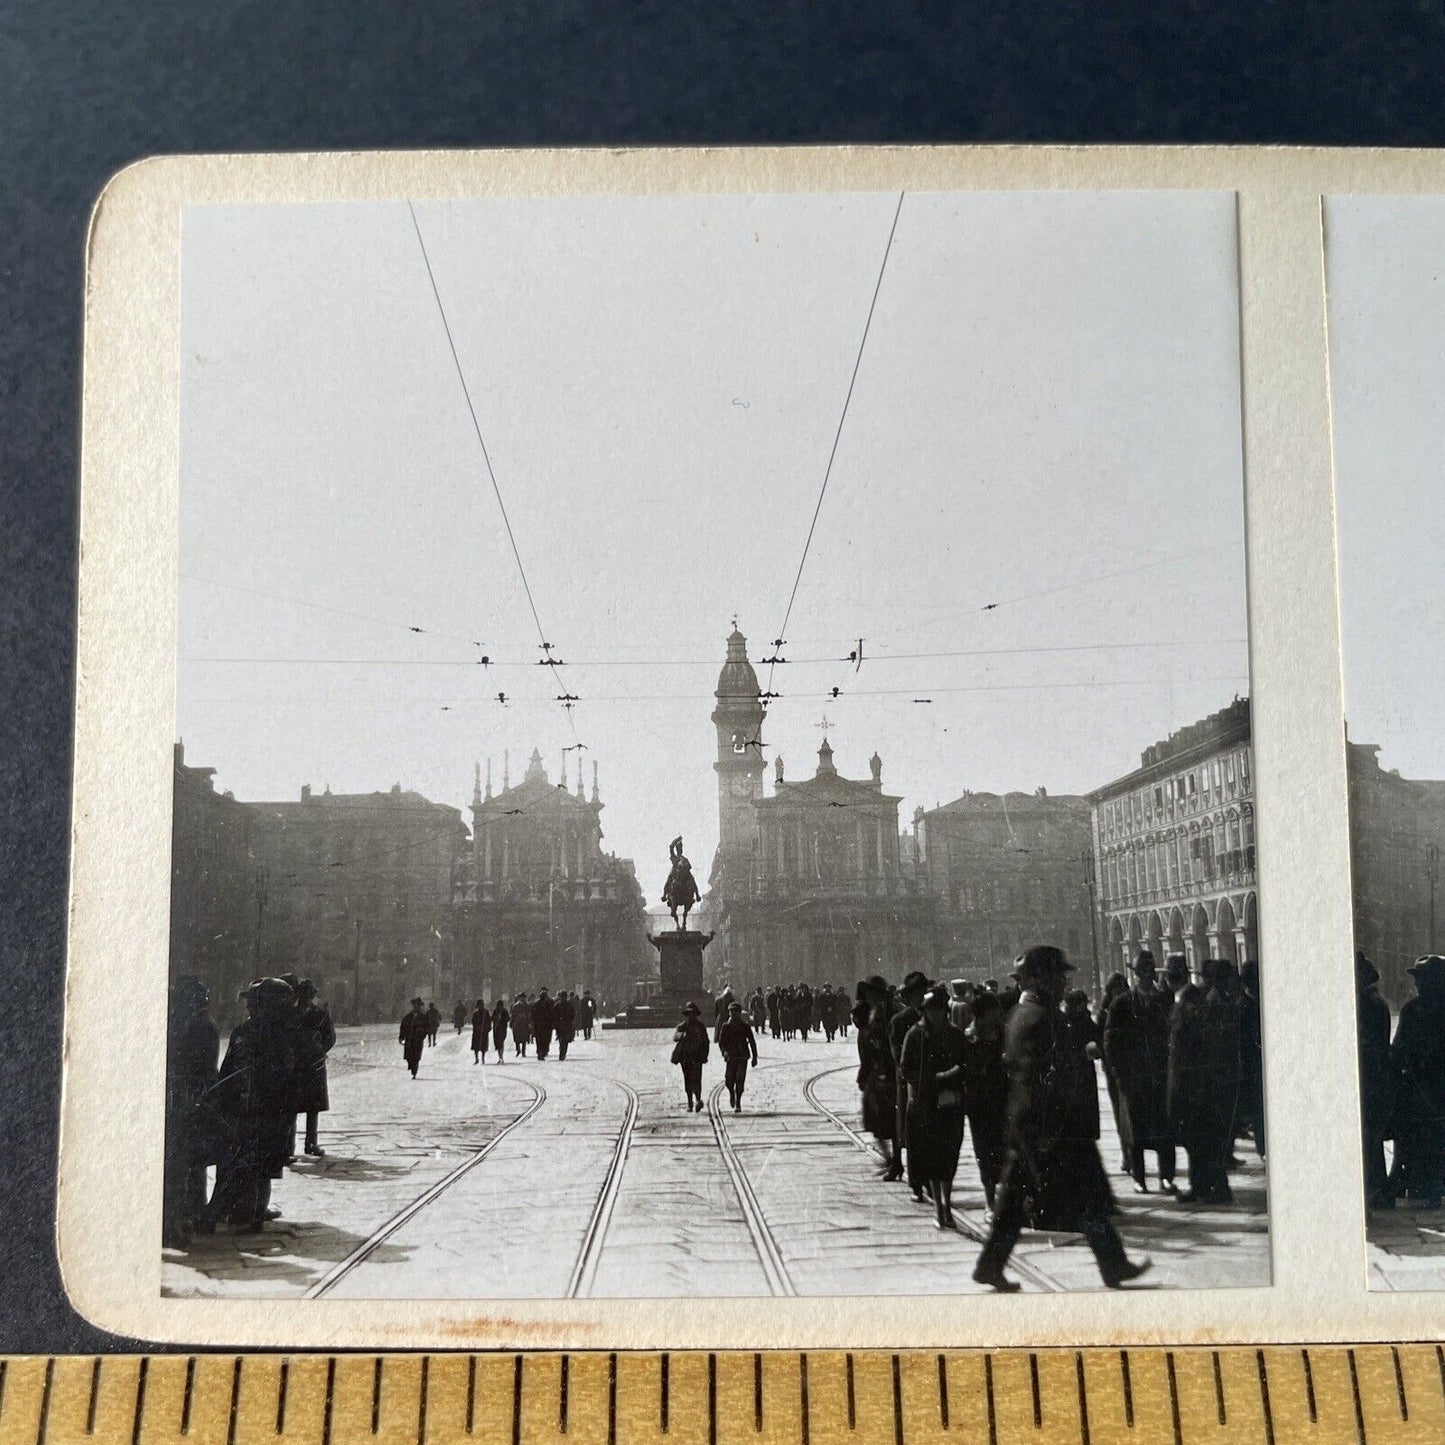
[711,625,766,878]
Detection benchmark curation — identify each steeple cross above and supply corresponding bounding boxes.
[815,713,835,736]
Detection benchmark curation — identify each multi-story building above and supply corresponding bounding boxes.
[1089,698,1258,971]
[244,782,469,1021]
[452,749,649,1010]
[702,627,937,988]
[169,743,257,1029]
[913,787,1097,988]
[1348,738,1445,1006]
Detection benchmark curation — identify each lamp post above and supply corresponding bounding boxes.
[1082,847,1102,999]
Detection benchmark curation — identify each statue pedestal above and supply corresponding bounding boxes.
[607,929,714,1029]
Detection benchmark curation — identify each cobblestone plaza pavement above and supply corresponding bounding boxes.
[163,1025,1271,1299]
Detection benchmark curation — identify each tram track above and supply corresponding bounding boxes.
[801,1063,1062,1293]
[305,1078,547,1298]
[566,1077,639,1298]
[706,1081,797,1297]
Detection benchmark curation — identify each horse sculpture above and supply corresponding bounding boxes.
[661,835,701,931]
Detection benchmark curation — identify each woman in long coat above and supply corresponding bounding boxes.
[963,990,1008,1212]
[671,1001,711,1111]
[510,994,532,1057]
[900,985,970,1230]
[470,998,491,1064]
[1095,972,1131,1171]
[855,978,900,1176]
[490,997,510,1063]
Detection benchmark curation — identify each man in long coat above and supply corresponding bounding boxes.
[511,993,532,1056]
[1165,955,1230,1205]
[532,988,556,1061]
[1103,950,1177,1193]
[399,997,428,1078]
[294,979,335,1156]
[554,990,577,1061]
[1390,954,1445,1208]
[1356,953,1394,1210]
[973,946,1150,1291]
[164,975,219,1247]
[579,990,597,1040]
[889,970,931,1199]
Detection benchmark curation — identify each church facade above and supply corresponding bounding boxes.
[452,749,649,1010]
[702,628,937,989]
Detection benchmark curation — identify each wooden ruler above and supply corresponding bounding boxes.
[0,1348,1440,1445]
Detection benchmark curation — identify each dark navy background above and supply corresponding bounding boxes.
[4,0,1445,1352]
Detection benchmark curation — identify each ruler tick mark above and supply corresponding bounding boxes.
[1165,1352,1182,1445]
[181,1359,196,1437]
[1029,1354,1041,1430]
[1075,1354,1090,1445]
[708,1355,717,1445]
[511,1356,523,1445]
[418,1355,429,1445]
[984,1356,997,1445]
[372,1358,383,1436]
[845,1355,855,1431]
[465,1357,476,1435]
[1392,1346,1408,1420]
[277,1359,289,1435]
[131,1359,149,1445]
[322,1360,335,1445]
[800,1354,810,1445]
[1301,1349,1317,1423]
[559,1355,568,1435]
[36,1359,54,1445]
[936,1354,949,1430]
[607,1355,616,1445]
[86,1358,101,1435]
[891,1355,904,1445]
[226,1358,242,1445]
[660,1354,669,1434]
[1348,1350,1366,1445]
[1212,1351,1226,1424]
[1120,1350,1133,1428]
[1256,1350,1274,1445]
[754,1353,763,1432]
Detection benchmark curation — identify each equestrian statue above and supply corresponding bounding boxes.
[661,836,701,931]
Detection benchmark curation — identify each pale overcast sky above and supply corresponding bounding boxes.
[1328,196,1445,780]
[179,190,1249,897]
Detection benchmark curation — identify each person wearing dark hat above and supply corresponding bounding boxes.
[202,976,301,1232]
[1390,955,1445,1210]
[766,986,781,1040]
[470,998,491,1064]
[900,985,970,1229]
[425,1001,442,1046]
[718,1000,759,1112]
[555,990,577,1061]
[671,1001,711,1111]
[854,975,900,1172]
[1356,953,1394,1210]
[1095,972,1133,1172]
[1103,949,1178,1194]
[293,979,334,1157]
[974,946,1149,1291]
[890,969,933,1200]
[532,988,556,1061]
[453,1001,469,1035]
[399,997,429,1078]
[164,976,220,1247]
[580,989,597,1041]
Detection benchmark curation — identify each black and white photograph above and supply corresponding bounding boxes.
[159,185,1268,1301]
[1329,194,1445,1291]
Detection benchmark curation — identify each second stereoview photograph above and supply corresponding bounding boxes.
[162,186,1266,1300]
[1329,193,1445,1291]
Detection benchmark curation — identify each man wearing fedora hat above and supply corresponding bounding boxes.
[974,945,1150,1291]
[1103,949,1178,1195]
[890,969,933,1200]
[1390,954,1445,1209]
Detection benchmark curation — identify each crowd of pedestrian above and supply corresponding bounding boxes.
[727,982,851,1042]
[852,945,1265,1290]
[163,971,336,1246]
[1358,951,1445,1212]
[401,988,600,1076]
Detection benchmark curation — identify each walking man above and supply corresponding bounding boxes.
[425,1001,441,1046]
[580,989,597,1041]
[490,997,510,1063]
[671,1001,711,1112]
[399,997,429,1078]
[511,992,532,1057]
[533,988,556,1061]
[718,1000,759,1112]
[974,946,1151,1291]
[294,979,334,1156]
[1103,950,1178,1194]
[555,990,577,1061]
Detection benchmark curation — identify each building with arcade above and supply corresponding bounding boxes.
[1088,697,1257,969]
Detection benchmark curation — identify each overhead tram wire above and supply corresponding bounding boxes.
[407,200,581,737]
[759,191,906,737]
